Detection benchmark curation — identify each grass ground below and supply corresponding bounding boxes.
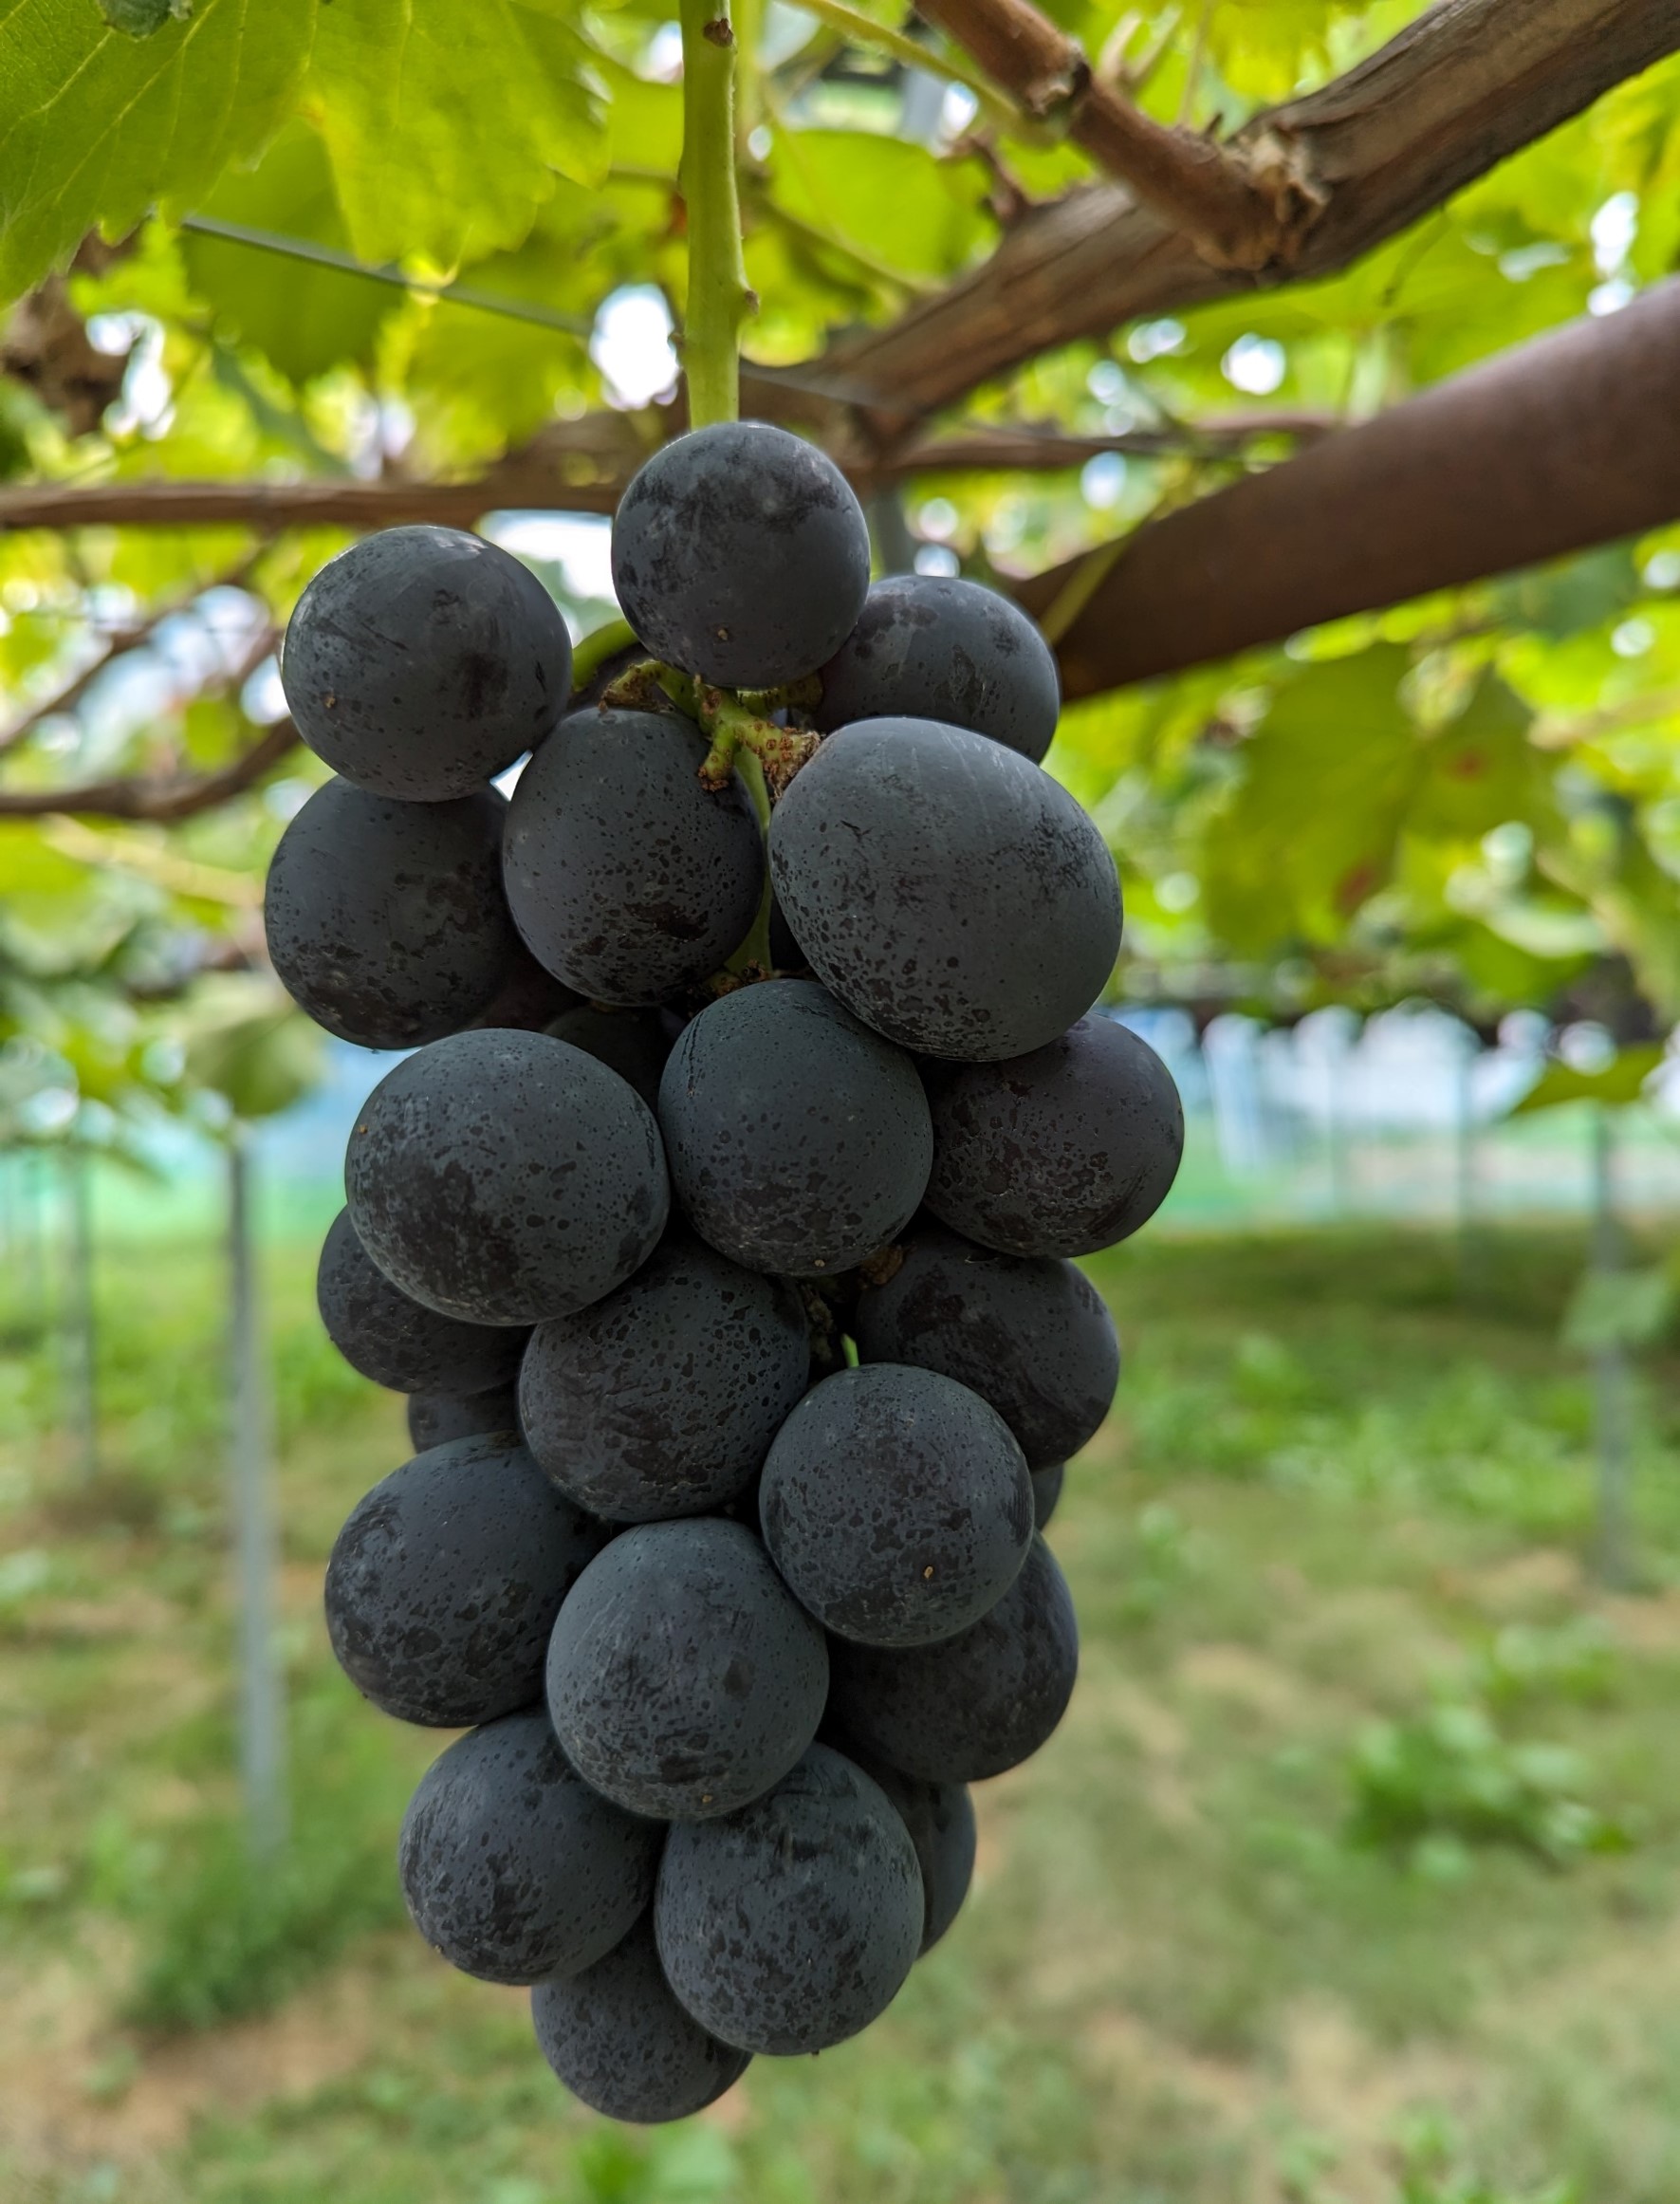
[3,1221,1680,2203]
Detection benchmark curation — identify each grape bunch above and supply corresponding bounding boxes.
[268,420,1184,2124]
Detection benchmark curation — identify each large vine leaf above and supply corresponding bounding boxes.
[0,0,317,305]
[307,0,608,269]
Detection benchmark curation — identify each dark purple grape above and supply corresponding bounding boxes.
[853,1221,1118,1470]
[657,979,931,1278]
[281,525,571,800]
[611,423,870,688]
[826,1535,1078,1783]
[760,1363,1033,1647]
[545,1519,827,1821]
[655,1745,922,2054]
[817,575,1060,762]
[324,1434,604,1727]
[398,1711,658,1984]
[504,710,764,1005]
[264,779,518,1048]
[768,717,1121,1062]
[317,1208,526,1396]
[520,1235,808,1522]
[926,1014,1183,1257]
[344,1028,668,1325]
[531,1917,750,2123]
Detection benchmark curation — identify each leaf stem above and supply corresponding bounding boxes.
[679,0,753,428]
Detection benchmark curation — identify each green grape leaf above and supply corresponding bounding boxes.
[183,122,396,384]
[1200,643,1419,950]
[309,0,609,269]
[1512,1044,1664,1116]
[0,0,317,306]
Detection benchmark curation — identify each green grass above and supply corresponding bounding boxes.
[4,1222,1680,2202]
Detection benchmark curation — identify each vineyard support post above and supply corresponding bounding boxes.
[228,1126,287,1856]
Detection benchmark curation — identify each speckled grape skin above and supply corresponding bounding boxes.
[545,1519,828,1821]
[344,1028,669,1326]
[520,1237,809,1523]
[611,423,871,688]
[768,718,1121,1063]
[826,1535,1078,1784]
[817,576,1060,762]
[655,1745,922,2054]
[842,1747,976,1954]
[406,1384,521,1453]
[854,1222,1118,1470]
[760,1364,1033,1647]
[281,526,571,801]
[927,1014,1184,1257]
[264,779,519,1049]
[325,1434,605,1727]
[398,1711,659,1985]
[531,1916,750,2124]
[546,1005,680,1113]
[317,1208,526,1396]
[1031,1462,1065,1530]
[657,980,932,1278]
[504,712,764,1005]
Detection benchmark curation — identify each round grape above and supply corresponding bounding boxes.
[854,1222,1118,1469]
[465,940,582,1034]
[325,1433,604,1726]
[657,979,931,1277]
[826,1535,1078,1784]
[281,525,571,800]
[545,1518,827,1821]
[520,1235,808,1522]
[406,1383,521,1453]
[504,711,764,1005]
[818,575,1060,762]
[344,1028,669,1325]
[768,717,1121,1061]
[264,779,519,1049]
[655,1745,922,2054]
[317,1207,526,1396]
[926,1014,1183,1256]
[760,1363,1033,1646]
[398,1710,659,1984]
[611,422,870,688]
[531,1916,750,2124]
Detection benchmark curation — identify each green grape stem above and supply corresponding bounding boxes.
[679,0,754,429]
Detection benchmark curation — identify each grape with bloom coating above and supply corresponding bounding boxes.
[546,1519,828,1821]
[345,1028,668,1326]
[818,574,1060,762]
[398,1711,658,1984]
[265,779,518,1049]
[926,1014,1183,1257]
[769,717,1120,1062]
[281,525,570,800]
[611,422,870,687]
[657,979,931,1278]
[325,1434,604,1727]
[531,1917,750,2124]
[655,1745,922,2055]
